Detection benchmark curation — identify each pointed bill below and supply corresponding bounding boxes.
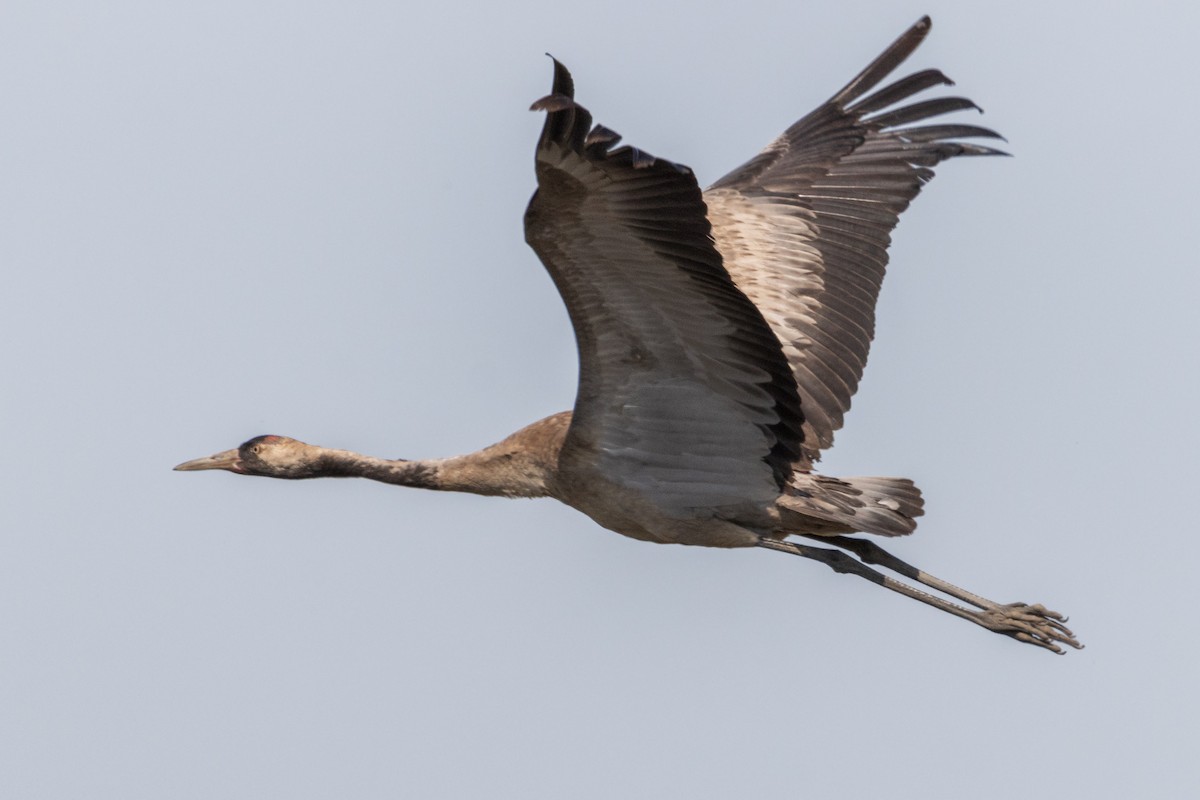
[173,449,242,472]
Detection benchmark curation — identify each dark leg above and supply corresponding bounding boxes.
[758,537,1081,654]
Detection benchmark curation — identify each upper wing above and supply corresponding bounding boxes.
[705,16,1006,462]
[525,59,804,514]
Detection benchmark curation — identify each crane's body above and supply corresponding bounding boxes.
[177,18,1081,653]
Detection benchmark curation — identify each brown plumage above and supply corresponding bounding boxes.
[176,17,1080,653]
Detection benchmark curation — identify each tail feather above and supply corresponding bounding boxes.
[777,474,924,537]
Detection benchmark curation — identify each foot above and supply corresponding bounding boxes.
[978,602,1082,654]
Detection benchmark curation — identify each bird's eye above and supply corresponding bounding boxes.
[251,445,263,455]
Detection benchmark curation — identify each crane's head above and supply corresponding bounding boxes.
[174,435,322,479]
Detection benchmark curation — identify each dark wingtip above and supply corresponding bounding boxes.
[541,53,574,100]
[530,93,580,113]
[584,124,622,149]
[833,14,936,106]
[532,55,590,153]
[972,146,1012,157]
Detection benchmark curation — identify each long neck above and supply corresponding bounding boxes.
[309,412,571,499]
[312,449,547,497]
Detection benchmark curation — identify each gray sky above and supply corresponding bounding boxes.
[2,1,1196,797]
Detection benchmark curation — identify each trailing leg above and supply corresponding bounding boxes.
[758,537,1081,654]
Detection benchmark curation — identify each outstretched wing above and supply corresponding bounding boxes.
[525,59,804,514]
[705,16,1006,462]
